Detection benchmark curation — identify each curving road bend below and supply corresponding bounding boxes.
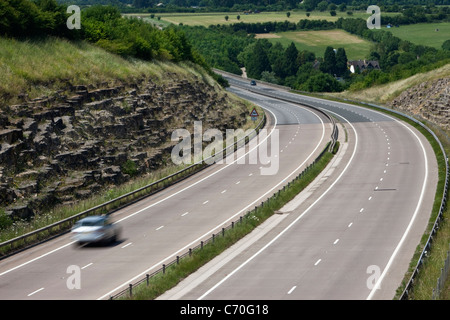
[0,87,332,300]
[159,78,439,300]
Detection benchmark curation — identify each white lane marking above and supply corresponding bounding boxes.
[156,226,164,231]
[181,211,189,216]
[287,286,297,294]
[100,102,327,301]
[221,190,227,194]
[348,222,353,228]
[28,288,44,297]
[121,243,132,249]
[333,239,339,245]
[203,200,209,205]
[314,259,322,266]
[360,208,364,213]
[197,110,357,300]
[82,263,93,269]
[367,110,429,300]
[0,241,75,277]
[236,181,240,185]
[0,106,280,281]
[368,196,372,201]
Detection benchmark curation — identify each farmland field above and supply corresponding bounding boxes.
[374,22,450,49]
[125,10,400,27]
[258,29,372,60]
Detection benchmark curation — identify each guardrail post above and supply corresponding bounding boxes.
[129,284,133,297]
[162,264,166,274]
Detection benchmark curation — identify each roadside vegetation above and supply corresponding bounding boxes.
[0,36,206,107]
[1,0,449,300]
[176,15,449,93]
[119,146,337,300]
[298,84,449,300]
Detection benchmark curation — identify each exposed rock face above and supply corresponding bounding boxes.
[0,76,249,220]
[389,77,449,131]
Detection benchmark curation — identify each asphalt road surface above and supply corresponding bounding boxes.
[0,85,332,299]
[158,77,438,300]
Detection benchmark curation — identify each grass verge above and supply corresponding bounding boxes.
[118,146,336,300]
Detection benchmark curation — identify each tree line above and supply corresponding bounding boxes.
[181,15,450,92]
[0,1,203,65]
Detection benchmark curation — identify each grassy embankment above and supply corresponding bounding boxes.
[0,36,262,247]
[0,36,224,106]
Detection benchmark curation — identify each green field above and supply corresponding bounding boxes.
[375,22,450,49]
[126,10,399,27]
[258,29,372,60]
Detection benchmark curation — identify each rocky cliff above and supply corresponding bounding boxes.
[389,77,449,132]
[0,74,250,221]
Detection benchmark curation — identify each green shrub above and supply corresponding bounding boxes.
[122,160,138,176]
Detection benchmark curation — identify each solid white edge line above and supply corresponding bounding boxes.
[269,93,430,300]
[98,95,327,300]
[196,109,356,300]
[0,241,75,277]
[0,97,276,281]
[366,112,429,300]
[292,92,430,299]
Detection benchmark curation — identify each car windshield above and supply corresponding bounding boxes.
[75,218,105,227]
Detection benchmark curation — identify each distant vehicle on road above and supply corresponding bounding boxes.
[250,80,257,86]
[71,215,121,245]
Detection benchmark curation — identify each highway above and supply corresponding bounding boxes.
[158,77,439,300]
[0,85,333,299]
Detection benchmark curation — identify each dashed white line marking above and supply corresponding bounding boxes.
[333,239,339,245]
[348,222,353,228]
[203,200,209,205]
[360,208,364,213]
[82,263,93,269]
[314,259,322,266]
[156,226,164,231]
[28,288,44,297]
[248,173,253,176]
[368,196,372,201]
[287,286,297,294]
[236,181,240,185]
[121,243,132,249]
[221,190,227,194]
[181,211,189,216]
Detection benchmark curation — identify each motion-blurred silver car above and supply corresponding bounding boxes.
[71,215,121,245]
